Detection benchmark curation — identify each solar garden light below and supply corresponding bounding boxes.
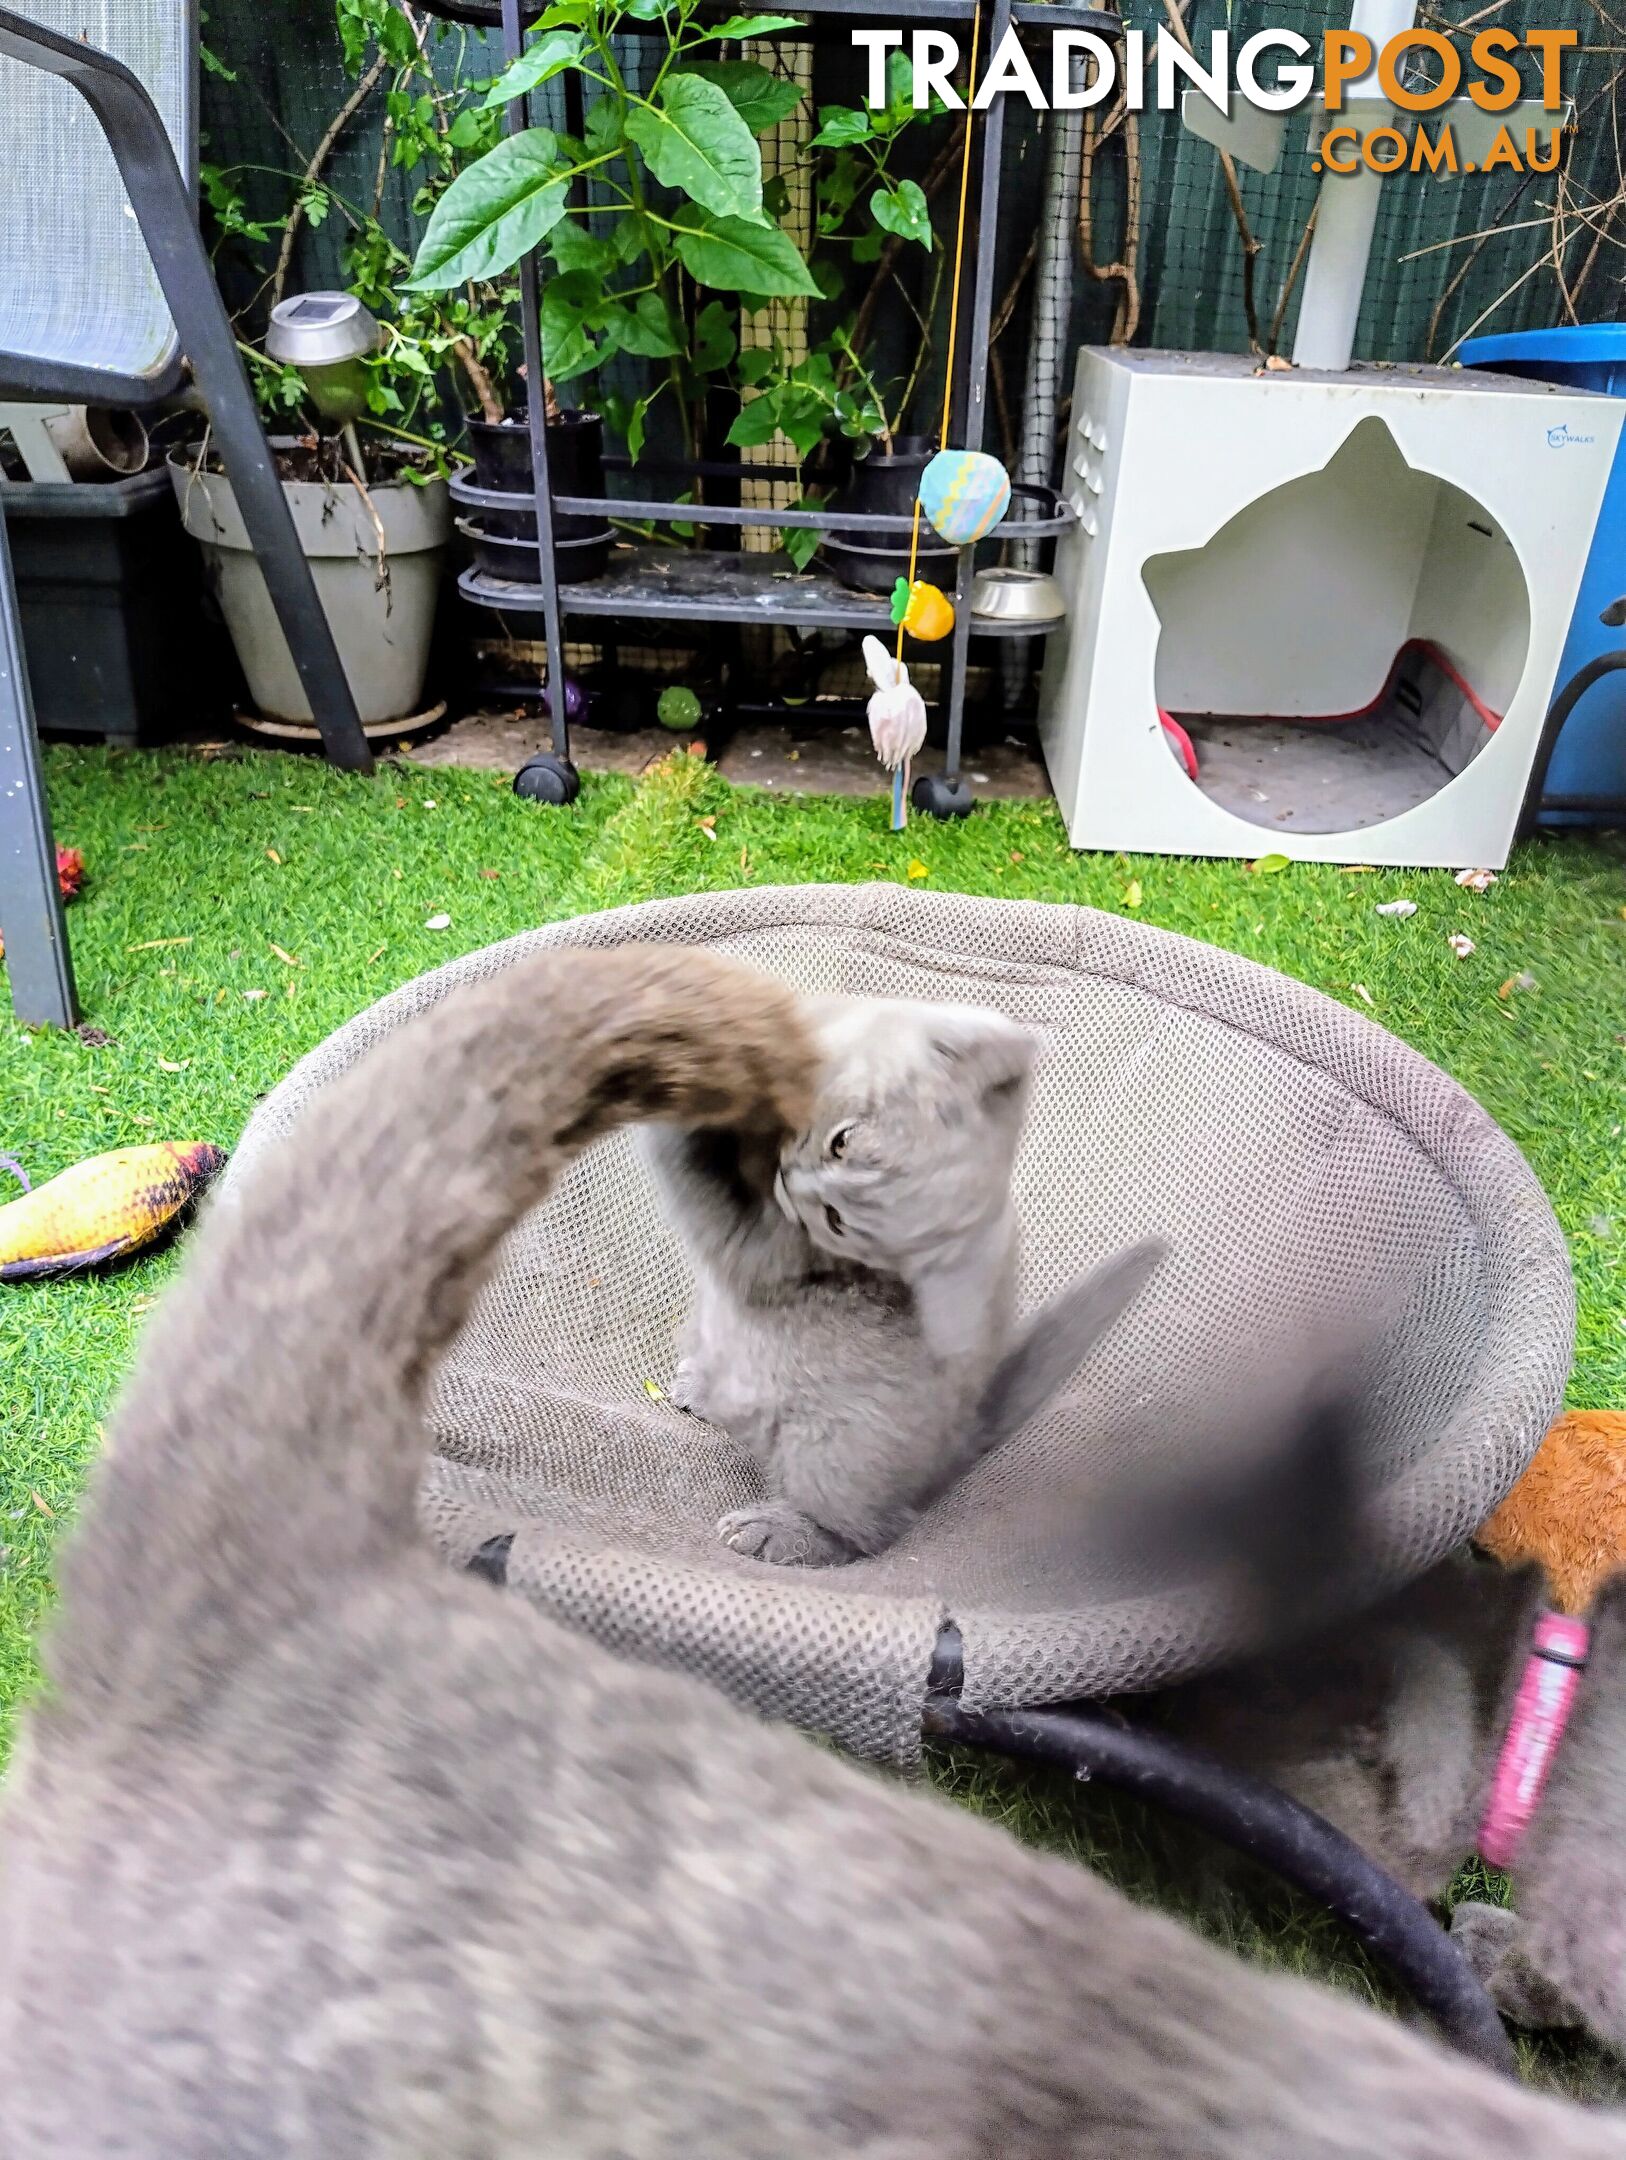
[266,292,381,477]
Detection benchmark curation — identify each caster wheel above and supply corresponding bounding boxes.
[911,772,975,821]
[513,753,581,807]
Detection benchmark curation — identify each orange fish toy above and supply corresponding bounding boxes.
[0,1141,226,1281]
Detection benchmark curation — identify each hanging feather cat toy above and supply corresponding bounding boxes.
[863,635,928,832]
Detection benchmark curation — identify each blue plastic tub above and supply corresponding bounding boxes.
[1462,326,1626,824]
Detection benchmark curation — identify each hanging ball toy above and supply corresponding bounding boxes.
[862,634,927,833]
[657,684,703,732]
[890,576,955,642]
[919,449,1011,547]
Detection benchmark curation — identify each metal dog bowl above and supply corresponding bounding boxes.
[969,567,1067,624]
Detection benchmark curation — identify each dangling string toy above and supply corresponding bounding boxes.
[863,636,927,831]
[865,0,1013,826]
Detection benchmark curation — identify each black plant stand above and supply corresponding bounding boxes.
[444,0,1114,813]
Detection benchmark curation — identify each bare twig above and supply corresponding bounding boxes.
[1268,202,1318,355]
[455,339,505,424]
[271,49,390,310]
[1080,98,1142,343]
[339,456,392,607]
[891,247,946,436]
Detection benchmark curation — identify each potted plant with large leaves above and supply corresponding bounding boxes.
[405,0,820,558]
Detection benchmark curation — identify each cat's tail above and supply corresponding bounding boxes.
[971,1236,1170,1459]
[43,947,814,1732]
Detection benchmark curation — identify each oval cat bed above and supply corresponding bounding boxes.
[230,884,1569,2069]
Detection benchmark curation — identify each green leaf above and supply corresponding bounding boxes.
[697,12,803,37]
[870,180,932,249]
[692,299,737,373]
[537,0,593,20]
[851,228,884,264]
[541,277,597,381]
[447,107,493,151]
[782,521,820,571]
[727,390,784,449]
[625,392,653,464]
[678,60,802,135]
[626,75,763,222]
[810,104,870,148]
[549,223,616,276]
[763,172,791,219]
[672,210,819,296]
[607,291,683,359]
[583,98,622,153]
[406,128,566,289]
[1252,852,1292,874]
[622,0,670,16]
[480,30,584,109]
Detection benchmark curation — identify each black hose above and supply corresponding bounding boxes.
[923,1668,1515,2076]
[1517,644,1626,836]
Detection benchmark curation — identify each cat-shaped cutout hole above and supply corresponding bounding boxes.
[1143,417,1531,835]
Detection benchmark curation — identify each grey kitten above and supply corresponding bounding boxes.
[8,942,1626,2158]
[646,993,1164,1566]
[1151,1551,1626,2054]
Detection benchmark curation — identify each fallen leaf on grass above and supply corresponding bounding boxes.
[478,868,501,880]
[696,815,718,841]
[1123,878,1143,909]
[30,1492,55,1519]
[125,937,192,953]
[1375,899,1417,918]
[243,988,268,1001]
[1497,973,1538,998]
[425,913,452,931]
[269,942,301,968]
[156,1057,190,1073]
[266,848,282,865]
[1447,934,1476,958]
[1252,852,1291,874]
[1455,867,1497,892]
[1009,851,1025,865]
[367,944,387,965]
[1352,984,1375,1007]
[1341,865,1377,874]
[906,859,930,881]
[75,1025,114,1047]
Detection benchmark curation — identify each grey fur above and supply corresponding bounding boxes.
[6,943,1626,2157]
[647,994,1165,1566]
[1153,1554,1626,2055]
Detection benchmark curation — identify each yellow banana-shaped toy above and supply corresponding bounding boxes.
[0,1142,226,1282]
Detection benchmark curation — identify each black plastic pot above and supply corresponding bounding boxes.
[456,516,612,586]
[466,409,609,553]
[823,435,957,596]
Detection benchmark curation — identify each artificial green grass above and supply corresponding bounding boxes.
[3,740,1623,2092]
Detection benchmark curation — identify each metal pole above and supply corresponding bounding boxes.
[0,504,78,1027]
[941,0,1010,793]
[0,9,374,775]
[502,0,571,764]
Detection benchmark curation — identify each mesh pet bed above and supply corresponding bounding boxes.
[230,883,1572,2069]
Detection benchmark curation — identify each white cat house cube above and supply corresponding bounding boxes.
[1037,349,1622,868]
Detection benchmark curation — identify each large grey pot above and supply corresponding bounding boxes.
[169,444,451,730]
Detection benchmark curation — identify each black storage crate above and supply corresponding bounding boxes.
[2,468,233,744]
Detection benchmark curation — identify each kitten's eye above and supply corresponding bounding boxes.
[824,1204,845,1237]
[828,1124,854,1161]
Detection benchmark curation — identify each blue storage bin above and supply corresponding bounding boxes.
[1461,326,1626,825]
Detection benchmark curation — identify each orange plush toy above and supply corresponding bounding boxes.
[1477,1410,1626,1615]
[1471,1409,1626,1867]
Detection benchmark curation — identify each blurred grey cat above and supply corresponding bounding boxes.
[1149,1551,1626,2055]
[645,993,1164,1566]
[10,941,1626,2158]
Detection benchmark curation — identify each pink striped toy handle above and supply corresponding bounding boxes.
[1479,1611,1590,1870]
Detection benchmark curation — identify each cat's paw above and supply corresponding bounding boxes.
[1450,1902,1580,2032]
[717,1504,853,1568]
[667,1358,710,1418]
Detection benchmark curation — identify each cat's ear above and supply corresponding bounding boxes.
[928,1009,1036,1111]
